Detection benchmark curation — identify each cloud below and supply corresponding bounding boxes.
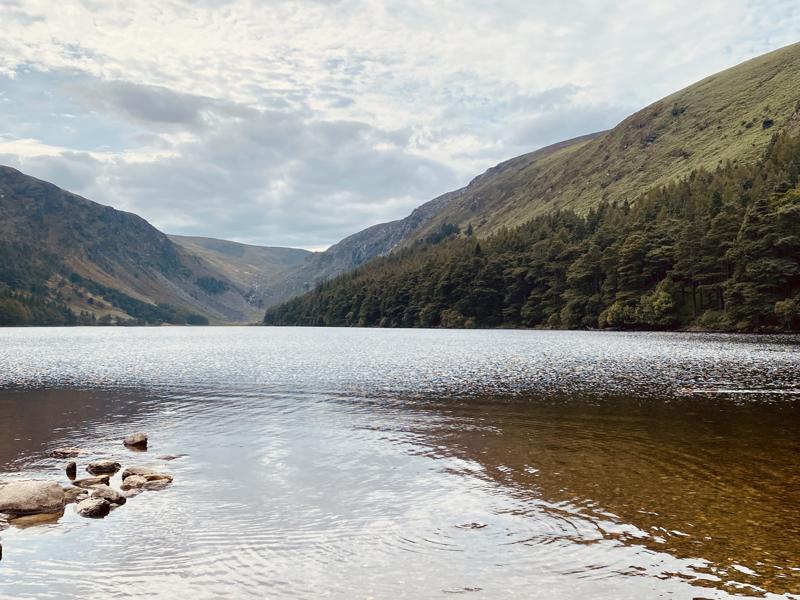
[0,0,798,248]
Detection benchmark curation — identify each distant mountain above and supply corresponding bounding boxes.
[265,42,800,332]
[0,167,305,325]
[168,235,310,308]
[258,188,464,307]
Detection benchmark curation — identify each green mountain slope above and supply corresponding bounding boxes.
[413,42,800,241]
[265,43,800,332]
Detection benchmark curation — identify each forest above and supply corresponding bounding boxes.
[265,132,800,332]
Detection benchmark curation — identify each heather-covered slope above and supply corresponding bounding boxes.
[0,167,293,324]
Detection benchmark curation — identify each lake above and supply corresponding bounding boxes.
[0,327,799,599]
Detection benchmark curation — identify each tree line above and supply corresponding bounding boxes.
[265,132,800,332]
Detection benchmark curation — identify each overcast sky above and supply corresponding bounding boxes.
[0,1,797,250]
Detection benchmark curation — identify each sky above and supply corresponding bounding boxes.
[0,1,798,250]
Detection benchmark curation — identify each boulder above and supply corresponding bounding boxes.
[86,460,121,475]
[120,475,147,491]
[121,466,157,480]
[143,473,173,483]
[143,479,172,491]
[72,476,110,489]
[65,461,77,480]
[75,497,110,518]
[49,447,84,459]
[90,485,126,506]
[62,487,88,504]
[0,480,65,515]
[123,432,148,448]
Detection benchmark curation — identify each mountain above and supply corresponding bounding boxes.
[0,167,304,325]
[258,188,465,307]
[265,43,800,332]
[262,43,800,309]
[168,235,310,308]
[406,44,800,239]
[408,42,800,242]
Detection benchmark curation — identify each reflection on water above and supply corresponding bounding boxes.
[0,328,798,599]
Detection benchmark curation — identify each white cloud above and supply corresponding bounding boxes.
[0,0,797,248]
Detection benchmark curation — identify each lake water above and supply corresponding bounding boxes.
[0,327,798,599]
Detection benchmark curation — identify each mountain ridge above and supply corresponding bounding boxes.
[0,166,306,325]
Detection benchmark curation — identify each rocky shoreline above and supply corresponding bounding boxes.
[0,432,176,559]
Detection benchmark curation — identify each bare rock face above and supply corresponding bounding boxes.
[0,480,65,515]
[123,432,148,448]
[62,487,88,504]
[65,461,77,480]
[72,476,110,489]
[90,485,126,506]
[49,447,84,459]
[75,497,110,518]
[86,460,121,475]
[120,475,147,491]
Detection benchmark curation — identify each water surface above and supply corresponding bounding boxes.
[0,328,798,599]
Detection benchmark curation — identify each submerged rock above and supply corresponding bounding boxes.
[156,454,187,461]
[123,432,148,448]
[65,461,77,480]
[0,480,65,515]
[90,485,126,506]
[62,487,88,504]
[49,447,84,459]
[86,460,121,475]
[8,510,64,527]
[72,476,110,489]
[75,497,110,518]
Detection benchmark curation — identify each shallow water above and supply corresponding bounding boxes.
[0,327,798,599]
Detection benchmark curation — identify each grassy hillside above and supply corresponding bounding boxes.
[265,43,800,332]
[265,132,800,332]
[414,42,800,241]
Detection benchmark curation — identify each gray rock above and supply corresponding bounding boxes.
[62,487,88,504]
[90,485,126,506]
[120,475,147,491]
[75,497,110,518]
[0,480,65,515]
[123,432,148,448]
[86,460,121,475]
[65,461,77,479]
[72,476,110,489]
[49,447,84,459]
